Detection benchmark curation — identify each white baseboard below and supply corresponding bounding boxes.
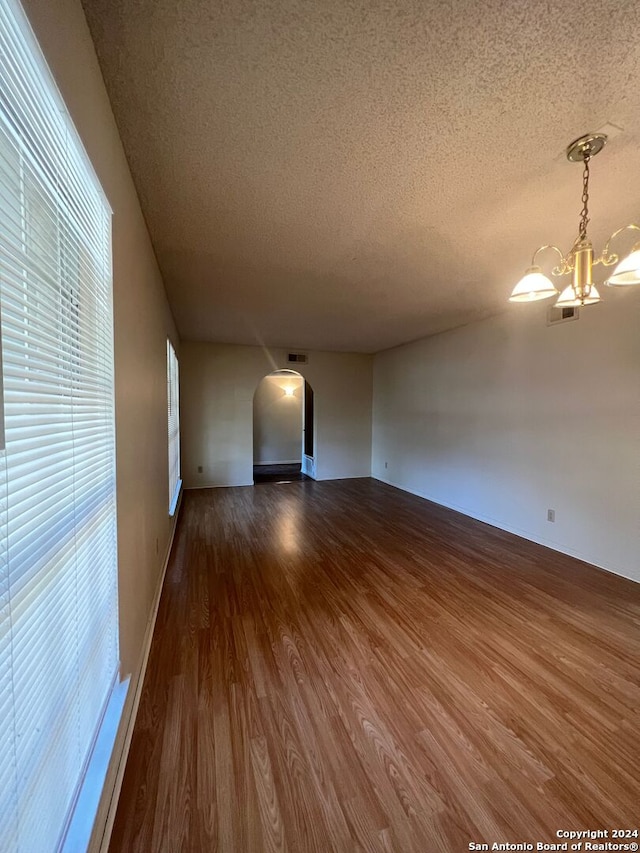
[254,459,302,466]
[184,481,253,489]
[88,490,183,853]
[315,473,371,481]
[187,473,371,488]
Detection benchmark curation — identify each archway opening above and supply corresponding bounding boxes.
[252,369,314,484]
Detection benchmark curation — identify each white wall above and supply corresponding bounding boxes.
[181,343,373,486]
[253,374,303,464]
[372,289,640,583]
[22,0,180,675]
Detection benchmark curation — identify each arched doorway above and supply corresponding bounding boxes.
[252,369,315,483]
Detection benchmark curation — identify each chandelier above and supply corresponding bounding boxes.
[509,132,640,307]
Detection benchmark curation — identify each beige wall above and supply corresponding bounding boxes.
[253,374,304,464]
[22,0,180,674]
[372,289,640,583]
[181,343,373,486]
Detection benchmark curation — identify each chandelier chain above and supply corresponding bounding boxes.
[578,153,591,241]
[510,132,640,304]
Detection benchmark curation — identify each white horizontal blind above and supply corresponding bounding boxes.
[0,0,118,850]
[167,339,180,513]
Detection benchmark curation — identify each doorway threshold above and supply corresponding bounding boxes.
[253,463,310,484]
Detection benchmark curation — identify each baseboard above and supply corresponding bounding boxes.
[254,459,302,466]
[315,473,372,481]
[184,481,253,489]
[88,490,184,853]
[185,474,373,488]
[373,475,639,586]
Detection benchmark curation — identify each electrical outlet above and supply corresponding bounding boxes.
[197,465,203,473]
[547,509,555,522]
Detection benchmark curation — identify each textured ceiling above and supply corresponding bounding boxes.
[81,0,640,352]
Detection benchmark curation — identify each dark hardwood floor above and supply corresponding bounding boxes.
[253,463,309,484]
[109,478,640,852]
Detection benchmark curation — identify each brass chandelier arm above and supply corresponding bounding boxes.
[598,223,640,267]
[510,133,640,305]
[531,244,572,276]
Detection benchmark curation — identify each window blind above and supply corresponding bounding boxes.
[0,1,118,850]
[167,339,180,514]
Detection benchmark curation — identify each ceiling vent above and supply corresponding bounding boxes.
[547,305,579,326]
[287,352,308,364]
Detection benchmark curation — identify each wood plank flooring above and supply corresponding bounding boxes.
[109,478,640,852]
[253,463,308,484]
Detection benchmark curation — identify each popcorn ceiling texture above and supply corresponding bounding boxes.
[81,0,640,352]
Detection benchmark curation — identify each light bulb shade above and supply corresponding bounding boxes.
[509,266,558,302]
[605,246,640,287]
[555,284,601,307]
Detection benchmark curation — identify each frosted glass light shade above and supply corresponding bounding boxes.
[605,247,640,286]
[509,266,558,302]
[555,284,601,307]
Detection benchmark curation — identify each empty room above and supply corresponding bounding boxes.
[0,0,639,851]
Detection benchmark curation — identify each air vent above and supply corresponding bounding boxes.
[287,352,308,364]
[547,305,579,326]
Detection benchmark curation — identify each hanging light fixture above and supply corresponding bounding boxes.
[509,132,640,306]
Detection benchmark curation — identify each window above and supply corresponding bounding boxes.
[0,1,118,850]
[167,339,180,514]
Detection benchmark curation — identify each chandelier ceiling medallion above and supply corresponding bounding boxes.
[509,132,640,307]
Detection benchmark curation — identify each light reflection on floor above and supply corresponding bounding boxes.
[276,502,301,556]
